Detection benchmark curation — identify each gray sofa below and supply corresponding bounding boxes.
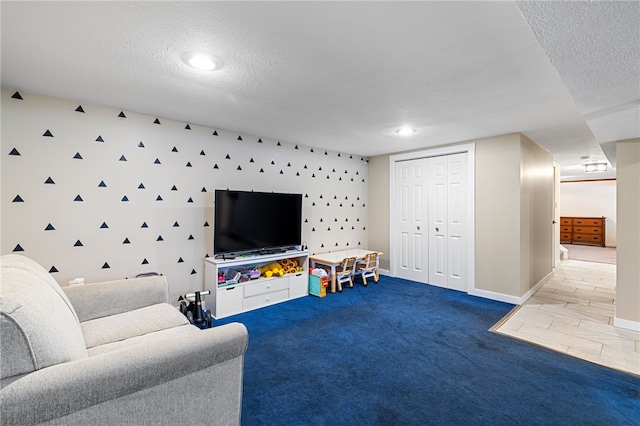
[0,254,248,425]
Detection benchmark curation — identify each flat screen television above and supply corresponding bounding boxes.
[214,190,303,256]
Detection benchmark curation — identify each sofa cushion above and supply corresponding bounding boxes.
[81,303,190,349]
[0,255,88,379]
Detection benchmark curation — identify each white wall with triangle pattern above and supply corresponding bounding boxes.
[1,88,369,300]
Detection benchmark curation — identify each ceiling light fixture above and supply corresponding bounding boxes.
[183,52,218,71]
[585,163,607,173]
[396,127,416,136]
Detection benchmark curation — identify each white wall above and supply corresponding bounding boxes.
[1,89,369,300]
[560,180,616,247]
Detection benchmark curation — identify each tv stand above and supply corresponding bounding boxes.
[204,250,309,319]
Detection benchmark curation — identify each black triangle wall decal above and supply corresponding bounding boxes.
[213,164,219,169]
[188,234,194,240]
[138,141,145,148]
[98,180,107,187]
[9,148,20,156]
[100,222,109,229]
[186,162,192,167]
[138,183,145,189]
[178,257,184,263]
[45,177,55,184]
[73,152,83,159]
[43,130,53,137]
[12,195,24,202]
[154,118,161,124]
[123,238,130,244]
[258,138,263,143]
[119,155,127,161]
[141,222,148,228]
[142,259,149,265]
[173,221,180,227]
[102,262,110,269]
[49,266,59,273]
[154,158,161,164]
[260,168,264,173]
[185,124,191,130]
[172,147,178,152]
[45,223,55,231]
[200,150,206,156]
[156,195,163,201]
[74,240,83,247]
[171,185,177,191]
[96,135,104,142]
[187,197,194,203]
[157,235,164,241]
[75,105,85,113]
[122,195,129,202]
[74,195,83,202]
[237,136,243,141]
[213,130,218,136]
[225,154,231,159]
[191,269,197,275]
[204,221,210,227]
[11,91,23,100]
[118,111,127,118]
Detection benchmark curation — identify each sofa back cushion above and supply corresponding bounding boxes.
[0,255,87,379]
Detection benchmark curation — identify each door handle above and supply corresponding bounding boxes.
[417,226,420,230]
[435,227,439,232]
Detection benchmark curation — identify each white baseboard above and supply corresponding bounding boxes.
[613,317,640,332]
[468,271,552,305]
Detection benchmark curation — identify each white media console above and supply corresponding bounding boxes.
[204,250,309,319]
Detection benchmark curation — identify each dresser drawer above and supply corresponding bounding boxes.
[560,218,572,226]
[243,288,289,311]
[244,278,289,298]
[561,226,572,233]
[573,226,602,234]
[573,234,603,243]
[560,233,572,242]
[573,218,603,226]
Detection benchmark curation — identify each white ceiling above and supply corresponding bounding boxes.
[2,1,638,181]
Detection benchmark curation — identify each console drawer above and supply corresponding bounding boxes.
[573,234,602,243]
[573,227,602,234]
[244,278,289,297]
[243,288,289,311]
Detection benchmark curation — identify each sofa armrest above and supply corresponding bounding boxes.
[63,275,169,322]
[0,322,248,426]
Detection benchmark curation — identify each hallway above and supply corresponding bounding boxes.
[493,258,639,376]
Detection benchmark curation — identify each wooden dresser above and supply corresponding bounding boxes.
[560,217,606,247]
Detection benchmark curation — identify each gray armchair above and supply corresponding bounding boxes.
[1,254,248,425]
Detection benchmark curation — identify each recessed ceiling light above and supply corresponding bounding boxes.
[183,52,218,71]
[396,127,416,136]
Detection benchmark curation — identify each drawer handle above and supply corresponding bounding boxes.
[226,287,236,290]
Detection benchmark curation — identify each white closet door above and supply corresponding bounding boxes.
[428,156,448,287]
[446,153,467,291]
[395,159,429,283]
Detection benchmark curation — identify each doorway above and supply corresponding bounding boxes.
[389,144,475,293]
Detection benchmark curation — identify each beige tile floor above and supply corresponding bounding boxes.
[493,259,640,377]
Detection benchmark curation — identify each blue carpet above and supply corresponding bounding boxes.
[215,276,640,425]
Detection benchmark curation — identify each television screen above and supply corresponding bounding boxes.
[214,190,302,255]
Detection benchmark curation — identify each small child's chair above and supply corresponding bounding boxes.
[355,252,379,286]
[335,256,357,291]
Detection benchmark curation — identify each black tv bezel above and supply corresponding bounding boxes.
[213,189,303,257]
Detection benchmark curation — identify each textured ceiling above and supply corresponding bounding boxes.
[1,1,638,180]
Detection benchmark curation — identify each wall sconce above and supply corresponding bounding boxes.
[585,163,607,173]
